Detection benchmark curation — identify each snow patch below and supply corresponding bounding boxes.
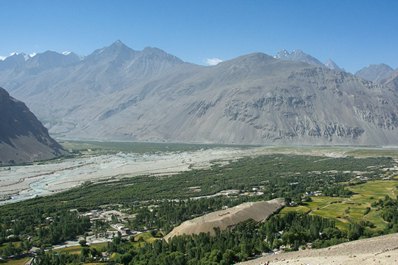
[206,58,223,66]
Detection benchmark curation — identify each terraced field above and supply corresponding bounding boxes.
[282,180,398,231]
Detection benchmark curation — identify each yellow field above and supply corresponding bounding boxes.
[281,180,398,231]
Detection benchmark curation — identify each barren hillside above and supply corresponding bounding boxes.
[164,198,284,241]
[0,87,64,165]
[239,232,398,265]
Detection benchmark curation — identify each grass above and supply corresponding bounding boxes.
[0,242,21,251]
[3,258,30,265]
[56,242,108,255]
[55,234,157,255]
[56,245,83,255]
[134,232,158,244]
[281,180,398,231]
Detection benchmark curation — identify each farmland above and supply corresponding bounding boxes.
[0,143,397,264]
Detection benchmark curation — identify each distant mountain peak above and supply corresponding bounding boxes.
[274,49,323,66]
[139,46,184,65]
[325,59,343,71]
[89,40,136,58]
[0,53,27,70]
[109,40,129,49]
[113,39,125,45]
[224,52,275,67]
[355,64,394,83]
[291,49,305,55]
[143,46,167,54]
[275,49,290,58]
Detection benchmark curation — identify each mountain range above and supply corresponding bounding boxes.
[0,41,397,146]
[0,87,64,165]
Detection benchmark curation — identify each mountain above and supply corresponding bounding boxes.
[355,64,394,83]
[25,50,80,73]
[324,59,343,71]
[274,49,324,67]
[1,42,398,146]
[383,69,398,91]
[0,87,65,165]
[0,53,27,70]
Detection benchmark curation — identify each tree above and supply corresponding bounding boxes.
[79,239,87,247]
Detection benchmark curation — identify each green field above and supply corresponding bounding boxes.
[282,180,398,230]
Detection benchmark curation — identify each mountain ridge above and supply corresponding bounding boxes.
[1,42,398,146]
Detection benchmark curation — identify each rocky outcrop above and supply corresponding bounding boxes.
[0,87,65,165]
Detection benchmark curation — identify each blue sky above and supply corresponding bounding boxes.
[0,0,397,72]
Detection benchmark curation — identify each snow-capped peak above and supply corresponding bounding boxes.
[274,49,289,59]
[7,52,30,61]
[62,51,71,55]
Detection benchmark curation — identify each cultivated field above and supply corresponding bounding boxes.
[281,180,398,231]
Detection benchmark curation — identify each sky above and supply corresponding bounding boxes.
[0,0,397,73]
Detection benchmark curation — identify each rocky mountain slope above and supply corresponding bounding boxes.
[355,64,394,83]
[1,42,398,145]
[0,87,64,165]
[325,59,343,71]
[383,69,398,91]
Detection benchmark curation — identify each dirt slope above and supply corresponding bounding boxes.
[239,232,398,265]
[164,198,284,241]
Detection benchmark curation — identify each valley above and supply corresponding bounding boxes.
[1,143,398,264]
[0,142,253,204]
[1,1,398,264]
[2,142,395,205]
